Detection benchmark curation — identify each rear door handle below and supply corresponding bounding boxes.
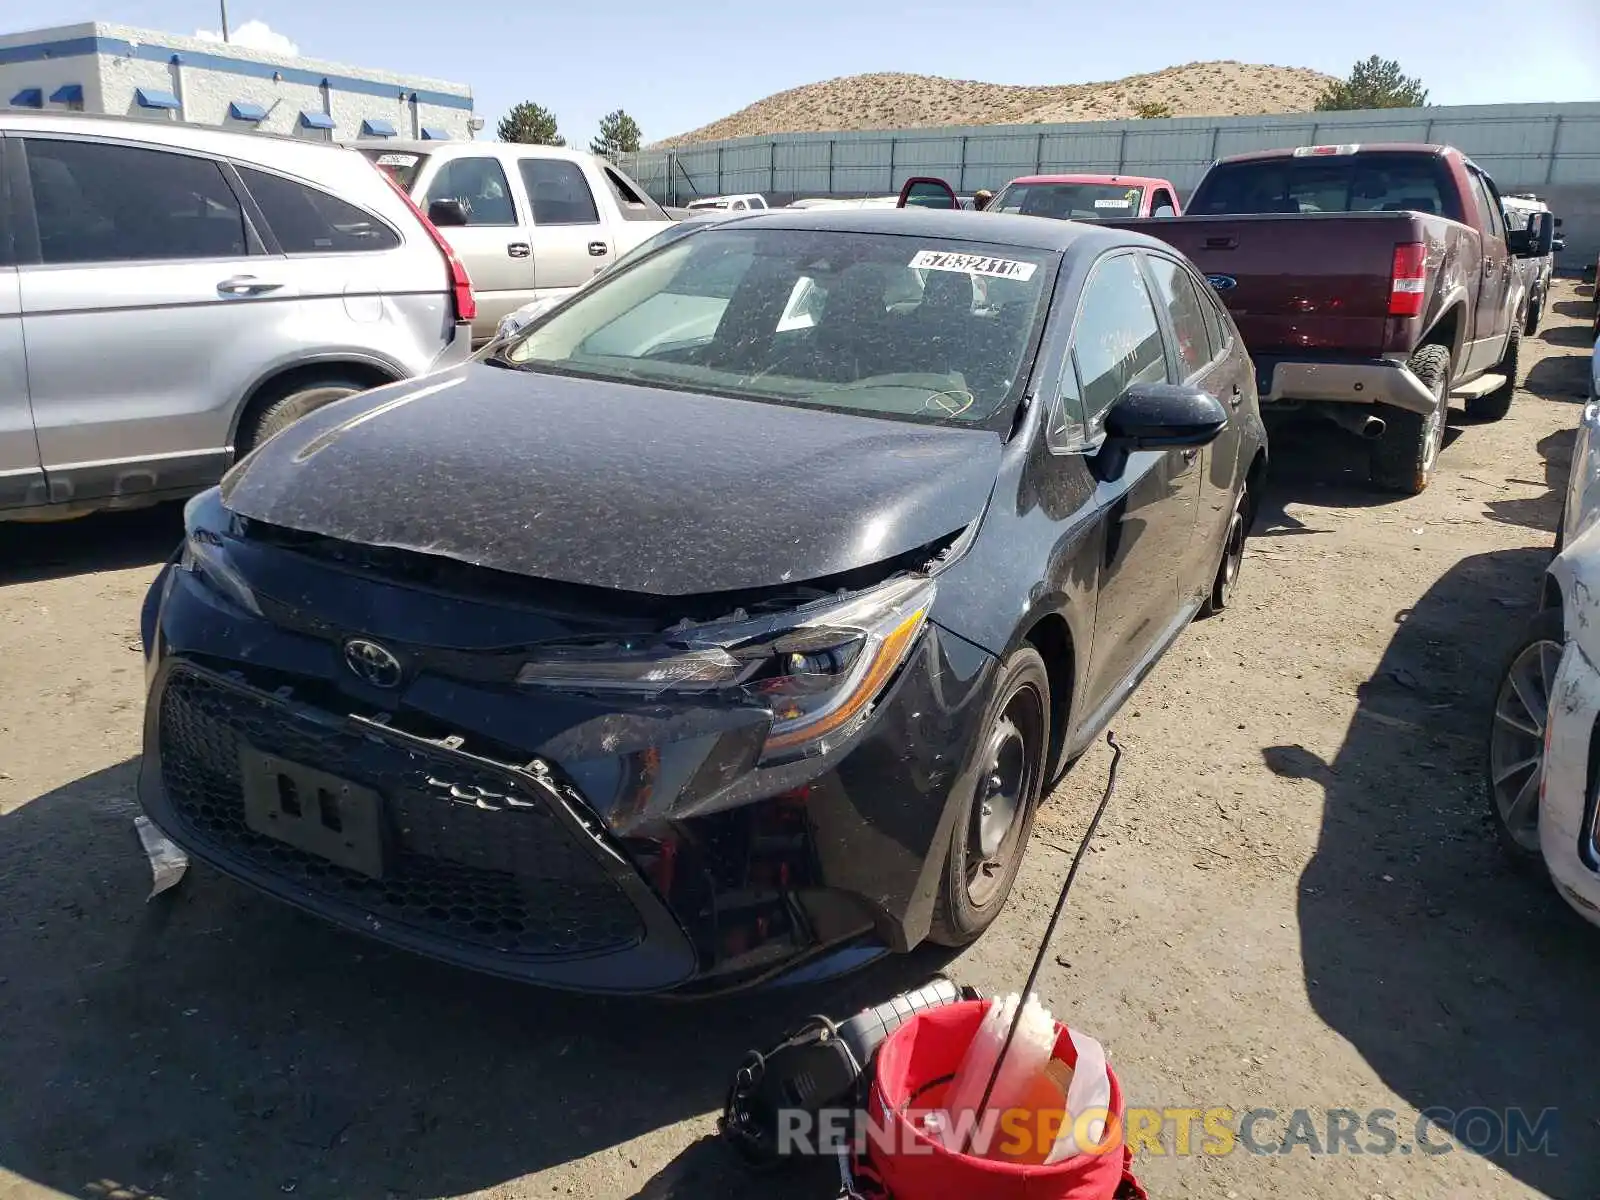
[216,275,284,297]
[588,241,609,257]
[508,242,531,259]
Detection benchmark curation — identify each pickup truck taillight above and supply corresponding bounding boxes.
[1389,243,1427,317]
[379,170,478,324]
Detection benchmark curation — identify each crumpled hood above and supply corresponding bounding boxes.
[221,363,1002,597]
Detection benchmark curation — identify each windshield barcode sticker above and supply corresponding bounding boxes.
[376,154,419,166]
[909,250,1037,281]
[1093,198,1133,209]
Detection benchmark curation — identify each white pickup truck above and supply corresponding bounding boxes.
[361,143,674,341]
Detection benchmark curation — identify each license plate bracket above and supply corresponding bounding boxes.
[240,746,386,879]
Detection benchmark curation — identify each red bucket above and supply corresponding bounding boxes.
[859,1000,1143,1200]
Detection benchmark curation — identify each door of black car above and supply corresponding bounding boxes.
[1052,251,1202,714]
[1141,252,1245,602]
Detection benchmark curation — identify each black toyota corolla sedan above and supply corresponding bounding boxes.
[138,209,1266,994]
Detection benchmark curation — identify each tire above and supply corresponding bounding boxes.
[1486,607,1564,868]
[238,376,370,455]
[1370,343,1450,494]
[1524,288,1542,336]
[929,646,1050,948]
[1465,324,1518,423]
[1199,484,1251,618]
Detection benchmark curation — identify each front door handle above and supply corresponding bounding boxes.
[587,241,609,257]
[1182,447,1200,463]
[216,275,284,296]
[508,242,531,259]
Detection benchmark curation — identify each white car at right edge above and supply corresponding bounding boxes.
[1490,336,1600,923]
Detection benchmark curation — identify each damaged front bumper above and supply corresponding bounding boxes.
[137,536,999,994]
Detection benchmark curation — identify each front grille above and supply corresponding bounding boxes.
[157,668,643,958]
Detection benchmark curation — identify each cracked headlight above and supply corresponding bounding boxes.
[515,576,935,761]
[179,491,261,616]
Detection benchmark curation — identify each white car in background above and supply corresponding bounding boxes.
[1490,338,1600,924]
[685,192,768,212]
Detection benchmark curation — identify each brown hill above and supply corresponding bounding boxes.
[654,61,1337,147]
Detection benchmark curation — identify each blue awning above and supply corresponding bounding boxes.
[298,110,335,130]
[360,118,397,137]
[135,87,180,110]
[9,87,43,108]
[420,126,451,140]
[49,84,83,104]
[228,100,267,121]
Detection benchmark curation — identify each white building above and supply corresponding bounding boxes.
[0,22,474,142]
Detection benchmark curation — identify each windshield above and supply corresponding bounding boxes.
[360,149,429,192]
[1190,153,1458,217]
[503,228,1055,425]
[991,182,1144,220]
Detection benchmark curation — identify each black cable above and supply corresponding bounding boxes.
[961,730,1124,1155]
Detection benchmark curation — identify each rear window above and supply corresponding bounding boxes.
[1189,153,1461,220]
[991,182,1144,220]
[238,166,400,253]
[360,149,429,192]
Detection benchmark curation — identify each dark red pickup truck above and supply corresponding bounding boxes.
[1112,143,1555,493]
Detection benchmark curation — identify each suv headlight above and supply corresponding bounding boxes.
[179,491,261,616]
[516,576,935,761]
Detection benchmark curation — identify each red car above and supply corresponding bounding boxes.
[987,174,1183,219]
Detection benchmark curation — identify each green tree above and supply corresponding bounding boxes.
[1132,100,1173,120]
[590,109,643,157]
[1315,57,1429,112]
[498,101,565,146]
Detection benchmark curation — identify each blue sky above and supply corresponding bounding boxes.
[15,0,1600,145]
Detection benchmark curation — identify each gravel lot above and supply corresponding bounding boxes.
[2,281,1596,1200]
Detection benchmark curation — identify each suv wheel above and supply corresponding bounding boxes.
[1466,324,1519,422]
[238,375,371,455]
[1370,343,1450,494]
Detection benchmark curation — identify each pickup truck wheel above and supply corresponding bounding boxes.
[1524,289,1542,336]
[1466,324,1519,423]
[1370,343,1450,494]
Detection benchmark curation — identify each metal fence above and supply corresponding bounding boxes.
[619,101,1600,266]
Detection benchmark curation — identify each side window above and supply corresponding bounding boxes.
[424,157,517,226]
[1071,253,1168,429]
[601,166,669,222]
[1467,170,1504,242]
[1047,355,1087,451]
[1150,188,1177,215]
[24,138,248,265]
[1477,172,1507,241]
[518,159,600,226]
[237,166,400,253]
[1144,255,1214,378]
[731,199,747,211]
[1199,282,1232,360]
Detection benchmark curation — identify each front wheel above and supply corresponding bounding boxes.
[1370,343,1450,494]
[1486,607,1564,867]
[929,646,1050,948]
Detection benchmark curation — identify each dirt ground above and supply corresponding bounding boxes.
[2,282,1597,1200]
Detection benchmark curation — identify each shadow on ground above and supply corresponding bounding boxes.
[0,762,950,1200]
[0,504,183,586]
[1484,428,1573,536]
[1284,545,1600,1196]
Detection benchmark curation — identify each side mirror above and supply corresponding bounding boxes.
[897,177,959,210]
[427,198,470,228]
[1096,382,1227,478]
[1531,211,1556,256]
[1506,226,1533,256]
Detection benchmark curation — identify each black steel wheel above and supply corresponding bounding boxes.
[930,646,1049,947]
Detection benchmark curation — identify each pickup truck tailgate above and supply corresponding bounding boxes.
[1111,213,1421,361]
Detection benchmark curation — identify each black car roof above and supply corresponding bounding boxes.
[716,207,1150,255]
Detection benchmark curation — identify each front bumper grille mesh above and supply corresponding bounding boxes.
[157,668,643,958]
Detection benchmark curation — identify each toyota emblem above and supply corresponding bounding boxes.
[343,638,403,689]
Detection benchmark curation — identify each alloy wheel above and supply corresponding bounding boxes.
[1489,636,1562,854]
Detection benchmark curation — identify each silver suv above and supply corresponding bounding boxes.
[0,112,473,523]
